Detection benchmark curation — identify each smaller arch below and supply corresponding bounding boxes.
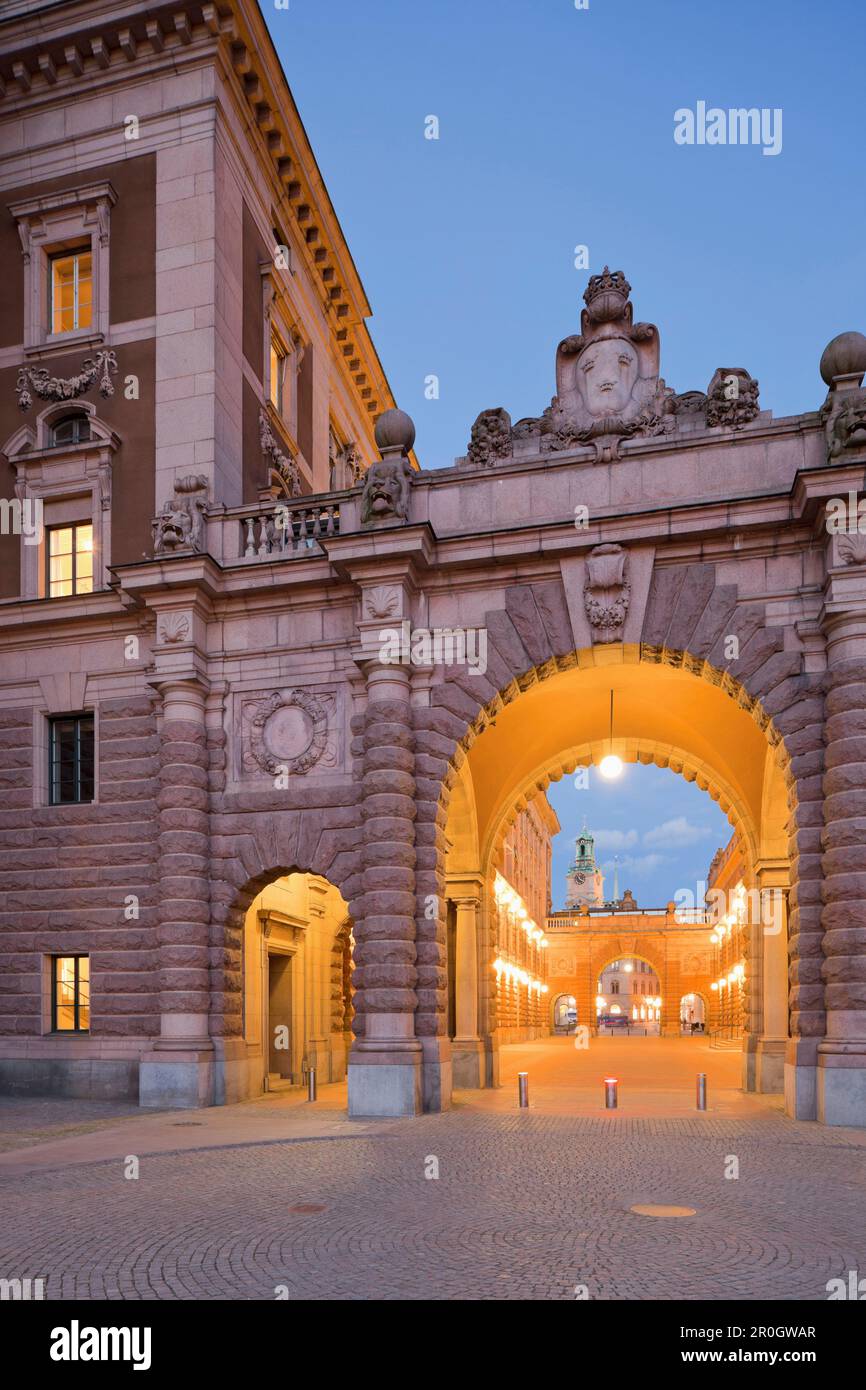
[551,992,578,1033]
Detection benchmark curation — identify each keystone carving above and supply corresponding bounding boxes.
[152,474,209,556]
[584,543,630,644]
[16,350,118,412]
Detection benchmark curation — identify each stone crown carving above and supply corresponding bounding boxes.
[463,269,762,465]
[17,349,117,412]
[152,474,209,556]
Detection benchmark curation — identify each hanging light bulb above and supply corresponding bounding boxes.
[598,690,623,779]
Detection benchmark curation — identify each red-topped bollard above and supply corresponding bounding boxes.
[604,1077,618,1109]
[518,1072,529,1108]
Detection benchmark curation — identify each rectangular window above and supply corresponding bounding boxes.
[52,955,90,1032]
[47,522,93,598]
[269,337,286,414]
[50,249,93,334]
[48,714,95,805]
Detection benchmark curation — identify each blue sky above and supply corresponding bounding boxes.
[546,764,733,911]
[266,0,866,470]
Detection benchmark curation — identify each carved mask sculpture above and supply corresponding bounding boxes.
[360,455,411,525]
[152,474,209,556]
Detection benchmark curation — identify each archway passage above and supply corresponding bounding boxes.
[224,871,353,1102]
[441,647,793,1109]
[680,992,707,1033]
[552,994,577,1033]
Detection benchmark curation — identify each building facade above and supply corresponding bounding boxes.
[546,904,712,1038]
[2,2,866,1128]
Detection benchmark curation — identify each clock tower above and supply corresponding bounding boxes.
[565,820,605,909]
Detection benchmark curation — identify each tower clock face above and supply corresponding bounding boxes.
[575,872,586,884]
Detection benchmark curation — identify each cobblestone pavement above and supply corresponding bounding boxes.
[0,1097,159,1155]
[2,1097,865,1300]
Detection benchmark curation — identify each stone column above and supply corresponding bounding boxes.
[451,893,484,1087]
[752,869,789,1093]
[348,662,422,1116]
[139,677,214,1108]
[817,623,866,1125]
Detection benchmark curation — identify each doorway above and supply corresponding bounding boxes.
[267,952,294,1081]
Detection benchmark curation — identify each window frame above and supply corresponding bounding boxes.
[46,519,94,599]
[48,246,93,336]
[48,413,92,449]
[48,712,95,806]
[269,333,287,416]
[51,954,90,1034]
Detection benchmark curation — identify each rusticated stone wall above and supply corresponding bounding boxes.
[0,696,159,1092]
[821,661,866,1020]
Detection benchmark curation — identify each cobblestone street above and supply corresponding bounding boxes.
[1,1040,864,1302]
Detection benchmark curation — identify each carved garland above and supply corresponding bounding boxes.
[17,350,118,412]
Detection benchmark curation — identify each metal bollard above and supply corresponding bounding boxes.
[307,1067,317,1102]
[604,1077,618,1109]
[696,1072,707,1111]
[518,1072,529,1108]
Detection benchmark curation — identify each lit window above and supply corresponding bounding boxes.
[48,522,93,598]
[49,414,91,448]
[48,714,95,805]
[269,337,286,414]
[50,250,93,334]
[52,955,90,1032]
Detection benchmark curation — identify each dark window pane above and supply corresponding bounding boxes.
[49,715,95,805]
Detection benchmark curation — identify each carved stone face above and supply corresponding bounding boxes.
[364,459,404,518]
[577,337,639,417]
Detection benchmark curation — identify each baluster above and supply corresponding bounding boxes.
[243,516,256,558]
[257,514,269,557]
[297,510,309,547]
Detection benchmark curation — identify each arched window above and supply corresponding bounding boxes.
[49,413,91,448]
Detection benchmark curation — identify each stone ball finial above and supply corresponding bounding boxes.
[375,408,416,454]
[820,331,866,387]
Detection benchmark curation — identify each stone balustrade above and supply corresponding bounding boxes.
[240,499,341,559]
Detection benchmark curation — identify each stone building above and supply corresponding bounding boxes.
[545,904,712,1038]
[2,1,866,1127]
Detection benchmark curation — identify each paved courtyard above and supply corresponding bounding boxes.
[1,1038,864,1301]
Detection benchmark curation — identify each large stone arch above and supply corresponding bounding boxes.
[417,567,825,1119]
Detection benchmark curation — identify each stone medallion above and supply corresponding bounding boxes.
[246,689,332,776]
